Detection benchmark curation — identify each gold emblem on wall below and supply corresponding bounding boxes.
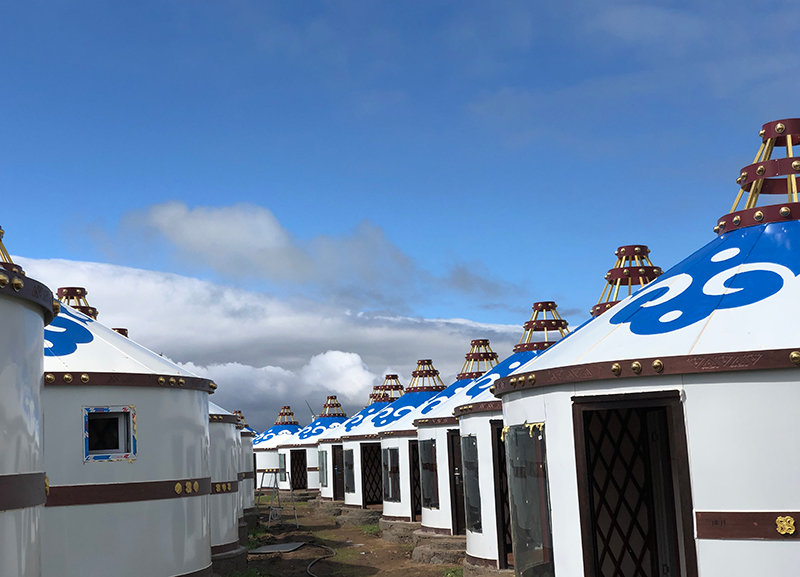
[776,516,796,535]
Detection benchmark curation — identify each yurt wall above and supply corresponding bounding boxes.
[253,406,301,493]
[0,230,54,577]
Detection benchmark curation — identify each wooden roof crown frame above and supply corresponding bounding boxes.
[405,359,447,393]
[718,118,800,233]
[369,374,404,404]
[274,406,299,425]
[57,286,99,320]
[457,339,499,380]
[591,245,662,317]
[0,225,56,324]
[514,301,570,353]
[318,395,347,418]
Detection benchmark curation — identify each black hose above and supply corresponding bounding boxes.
[306,542,336,577]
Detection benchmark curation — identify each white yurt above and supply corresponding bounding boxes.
[455,253,661,572]
[0,229,55,577]
[372,360,447,523]
[41,287,214,577]
[413,340,501,537]
[337,377,404,509]
[233,411,257,530]
[276,396,347,492]
[208,402,247,574]
[253,406,302,493]
[495,118,800,577]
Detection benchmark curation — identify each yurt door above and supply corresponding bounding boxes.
[408,440,422,522]
[491,419,514,569]
[447,430,467,535]
[361,442,383,507]
[333,445,345,501]
[573,392,697,577]
[290,449,308,490]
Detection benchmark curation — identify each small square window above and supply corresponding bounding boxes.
[84,406,137,462]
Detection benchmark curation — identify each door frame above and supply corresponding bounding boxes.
[571,390,698,577]
[408,440,422,521]
[332,445,344,501]
[490,419,513,569]
[447,429,466,535]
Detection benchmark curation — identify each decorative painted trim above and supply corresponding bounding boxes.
[209,414,239,425]
[340,434,382,442]
[495,347,800,396]
[256,468,278,473]
[0,472,47,511]
[696,511,800,540]
[0,271,55,325]
[46,477,211,507]
[318,438,343,444]
[307,466,319,472]
[173,565,213,577]
[83,405,137,463]
[211,541,241,556]
[379,429,418,438]
[44,371,215,394]
[413,416,457,427]
[464,553,497,568]
[211,480,239,494]
[454,401,502,418]
[240,471,255,480]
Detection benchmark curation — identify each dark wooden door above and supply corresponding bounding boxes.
[290,449,307,490]
[447,429,466,535]
[491,420,514,569]
[361,442,383,507]
[408,440,422,521]
[332,445,345,501]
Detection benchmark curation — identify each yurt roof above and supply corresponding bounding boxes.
[43,301,214,392]
[319,379,402,441]
[496,119,800,392]
[288,396,347,446]
[209,402,232,416]
[254,406,303,447]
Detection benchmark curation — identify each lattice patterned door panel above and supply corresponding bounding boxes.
[361,443,383,506]
[585,408,658,577]
[290,449,308,490]
[492,421,514,569]
[409,440,422,520]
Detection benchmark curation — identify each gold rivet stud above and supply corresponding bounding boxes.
[611,363,621,376]
[157,376,165,385]
[11,277,23,291]
[53,300,61,315]
[620,248,626,254]
[0,274,8,288]
[776,122,786,133]
[759,129,766,138]
[793,160,800,171]
[63,374,73,383]
[174,483,182,494]
[185,481,192,494]
[652,359,664,373]
[45,373,55,383]
[489,386,495,394]
[80,374,89,383]
[781,207,791,217]
[736,175,744,184]
[527,374,536,384]
[215,483,221,492]
[790,351,800,365]
[631,361,642,374]
[193,481,199,492]
[168,378,176,385]
[227,483,231,491]
[638,268,646,274]
[178,378,185,386]
[733,215,741,226]
[756,165,766,176]
[754,211,764,222]
[719,221,725,229]
[713,225,720,234]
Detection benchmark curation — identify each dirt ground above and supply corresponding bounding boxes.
[240,498,461,577]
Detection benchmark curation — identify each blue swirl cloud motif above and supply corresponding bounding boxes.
[369,391,437,428]
[609,222,800,335]
[44,307,94,357]
[418,379,472,416]
[462,350,539,398]
[343,402,389,433]
[297,416,346,440]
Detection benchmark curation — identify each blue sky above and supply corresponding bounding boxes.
[4,1,799,427]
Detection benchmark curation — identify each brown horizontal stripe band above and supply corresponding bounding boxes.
[241,431,256,438]
[0,472,47,511]
[696,511,800,540]
[494,347,800,396]
[256,468,278,473]
[211,541,242,556]
[44,371,215,394]
[174,564,213,577]
[341,434,381,442]
[240,471,255,480]
[46,478,211,507]
[307,467,319,472]
[209,414,239,425]
[379,430,418,438]
[318,438,342,444]
[0,271,55,325]
[454,401,502,418]
[413,416,457,427]
[211,480,239,494]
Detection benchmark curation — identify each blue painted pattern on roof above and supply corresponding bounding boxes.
[341,401,391,433]
[368,390,441,429]
[255,423,302,445]
[610,222,800,335]
[298,415,348,440]
[44,307,94,357]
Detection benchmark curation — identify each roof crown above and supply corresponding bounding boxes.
[369,374,404,404]
[319,396,347,418]
[719,118,800,233]
[0,225,26,276]
[406,359,447,393]
[274,406,299,425]
[514,301,570,353]
[57,287,98,320]
[591,245,662,317]
[457,339,499,380]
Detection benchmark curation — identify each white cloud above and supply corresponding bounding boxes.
[17,256,521,431]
